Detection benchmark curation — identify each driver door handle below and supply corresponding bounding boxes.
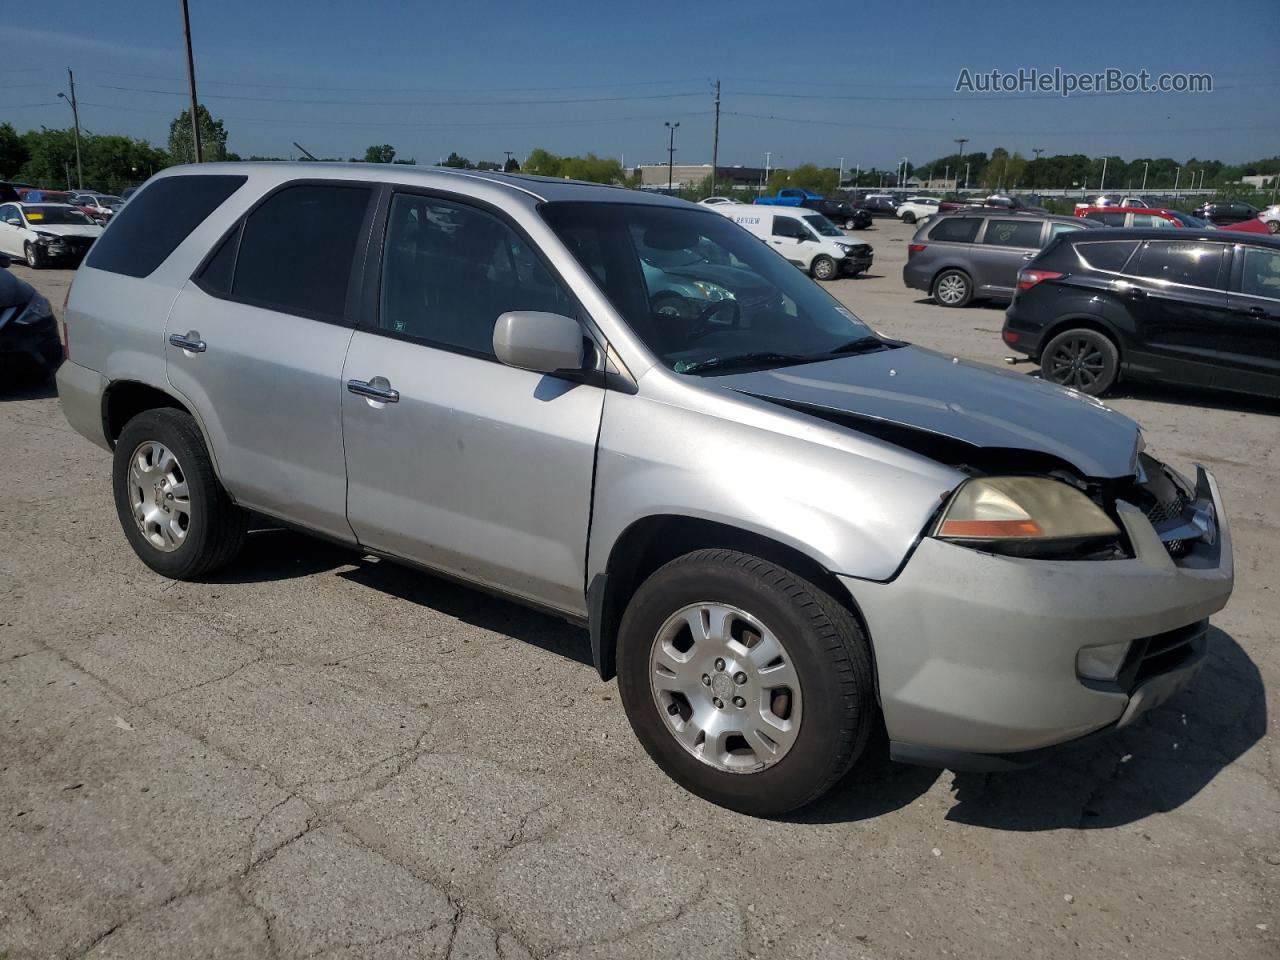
[168,332,206,353]
[347,378,400,403]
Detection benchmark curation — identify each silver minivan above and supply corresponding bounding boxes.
[57,164,1232,814]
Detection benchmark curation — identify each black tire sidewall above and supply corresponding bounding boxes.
[112,409,235,578]
[903,212,916,224]
[1040,328,1119,396]
[617,552,872,816]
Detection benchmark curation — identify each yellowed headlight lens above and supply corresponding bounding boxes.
[937,476,1120,541]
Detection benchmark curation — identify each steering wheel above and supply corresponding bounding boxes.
[685,298,741,343]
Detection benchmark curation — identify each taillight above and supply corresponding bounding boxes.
[1017,269,1063,291]
[908,243,927,255]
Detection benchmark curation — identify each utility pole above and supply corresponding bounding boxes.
[852,164,859,189]
[1099,156,1107,193]
[1031,147,1044,189]
[57,69,83,190]
[1141,161,1149,191]
[838,156,844,188]
[954,138,968,195]
[181,0,203,163]
[1173,166,1180,197]
[664,121,679,192]
[711,79,721,195]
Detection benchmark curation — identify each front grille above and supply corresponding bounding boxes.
[1145,493,1192,556]
[1115,620,1207,692]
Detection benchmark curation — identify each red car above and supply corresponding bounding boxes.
[1218,217,1271,234]
[1074,207,1202,228]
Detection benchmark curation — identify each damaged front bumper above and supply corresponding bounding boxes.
[841,465,1233,770]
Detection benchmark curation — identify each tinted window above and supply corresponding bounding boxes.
[1048,222,1085,242]
[1240,246,1280,300]
[1075,240,1139,272]
[1085,212,1127,227]
[379,193,577,357]
[85,174,246,277]
[1129,241,1228,289]
[929,217,980,242]
[1131,213,1174,229]
[232,183,371,321]
[0,204,16,222]
[982,219,1043,247]
[772,216,807,239]
[195,225,240,296]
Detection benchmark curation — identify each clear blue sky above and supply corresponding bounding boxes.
[2,0,1276,170]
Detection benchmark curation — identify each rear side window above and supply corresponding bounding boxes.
[928,217,980,243]
[85,174,246,277]
[230,183,372,321]
[1075,240,1139,272]
[981,219,1043,248]
[1239,246,1280,300]
[1129,240,1228,289]
[1084,212,1127,227]
[1131,213,1174,229]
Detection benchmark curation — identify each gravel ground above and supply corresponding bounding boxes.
[1,217,1275,959]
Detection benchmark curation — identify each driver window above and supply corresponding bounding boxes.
[772,217,804,240]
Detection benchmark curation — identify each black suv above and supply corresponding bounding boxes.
[1193,200,1260,225]
[1003,229,1280,398]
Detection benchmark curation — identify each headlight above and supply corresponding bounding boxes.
[35,232,64,244]
[691,280,734,301]
[15,293,53,325]
[934,476,1121,558]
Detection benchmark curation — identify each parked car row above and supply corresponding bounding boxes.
[711,203,873,280]
[0,201,104,268]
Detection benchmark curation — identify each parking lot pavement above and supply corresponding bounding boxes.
[1,229,1276,959]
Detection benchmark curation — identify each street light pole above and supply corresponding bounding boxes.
[838,156,844,188]
[1141,161,1149,191]
[953,138,968,195]
[1099,156,1107,193]
[1173,166,1180,197]
[664,121,679,192]
[56,69,83,190]
[181,0,203,163]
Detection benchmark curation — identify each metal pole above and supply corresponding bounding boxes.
[954,138,968,195]
[838,156,844,188]
[711,80,720,195]
[1099,156,1107,193]
[1141,161,1148,191]
[664,122,678,192]
[1173,167,1180,197]
[181,0,203,163]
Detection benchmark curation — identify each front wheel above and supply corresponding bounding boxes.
[844,218,856,230]
[24,242,44,269]
[112,408,248,578]
[810,255,837,281]
[1040,328,1119,396]
[1268,220,1280,234]
[617,549,876,816]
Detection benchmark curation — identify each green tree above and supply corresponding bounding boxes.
[0,123,28,179]
[362,144,396,163]
[503,156,520,172]
[765,164,839,196]
[523,148,561,177]
[168,105,229,164]
[442,151,471,168]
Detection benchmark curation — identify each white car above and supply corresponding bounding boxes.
[698,196,734,206]
[711,202,873,280]
[895,197,940,224]
[1259,204,1280,234]
[0,201,103,268]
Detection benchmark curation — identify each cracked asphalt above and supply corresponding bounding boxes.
[1,218,1276,959]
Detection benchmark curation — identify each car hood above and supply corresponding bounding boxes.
[30,224,102,238]
[713,346,1142,479]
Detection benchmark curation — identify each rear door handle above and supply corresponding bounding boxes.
[347,378,399,403]
[168,331,206,353]
[1238,305,1267,317]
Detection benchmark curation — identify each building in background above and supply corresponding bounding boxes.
[632,163,767,193]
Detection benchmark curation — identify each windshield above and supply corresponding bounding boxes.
[22,205,94,225]
[802,214,844,237]
[541,202,882,375]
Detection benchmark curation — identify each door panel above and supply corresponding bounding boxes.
[165,285,356,539]
[1223,245,1280,396]
[341,335,604,614]
[974,218,1044,295]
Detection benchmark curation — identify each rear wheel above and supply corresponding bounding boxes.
[902,211,917,224]
[932,269,972,307]
[1268,220,1280,234]
[112,408,248,578]
[617,549,875,816]
[811,255,837,281]
[1040,328,1119,396]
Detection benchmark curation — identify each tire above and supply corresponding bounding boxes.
[1039,328,1119,396]
[844,218,856,230]
[902,211,917,224]
[1268,220,1279,234]
[810,255,837,281]
[24,242,43,269]
[617,549,876,816]
[932,269,972,307]
[112,408,248,579]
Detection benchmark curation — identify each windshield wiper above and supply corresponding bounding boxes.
[824,335,896,356]
[676,352,812,375]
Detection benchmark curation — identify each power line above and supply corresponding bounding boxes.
[723,110,1273,137]
[92,83,708,108]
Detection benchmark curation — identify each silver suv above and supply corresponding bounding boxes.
[57,164,1233,814]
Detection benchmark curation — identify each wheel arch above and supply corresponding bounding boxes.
[588,514,868,682]
[1037,315,1124,365]
[100,380,226,478]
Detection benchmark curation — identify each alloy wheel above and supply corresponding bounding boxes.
[1046,336,1106,391]
[648,602,802,774]
[127,440,192,551]
[936,274,966,304]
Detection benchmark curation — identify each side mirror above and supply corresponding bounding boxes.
[4,217,19,226]
[493,311,584,375]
